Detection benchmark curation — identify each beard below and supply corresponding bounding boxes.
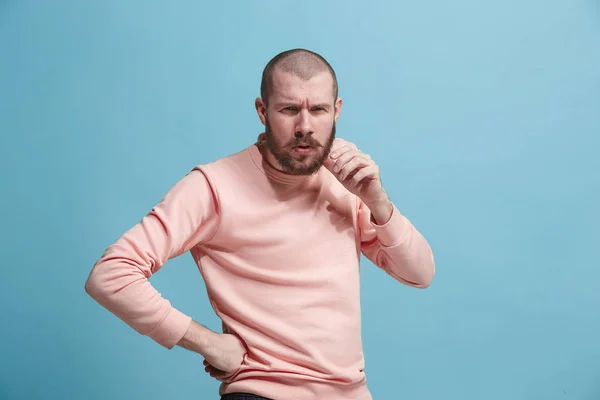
[263,117,336,176]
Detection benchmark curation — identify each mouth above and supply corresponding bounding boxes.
[293,144,314,154]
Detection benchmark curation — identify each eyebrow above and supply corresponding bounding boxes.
[275,102,331,109]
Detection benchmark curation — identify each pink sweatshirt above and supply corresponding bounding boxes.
[85,137,435,400]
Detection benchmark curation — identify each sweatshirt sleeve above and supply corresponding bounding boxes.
[84,167,220,349]
[358,199,435,288]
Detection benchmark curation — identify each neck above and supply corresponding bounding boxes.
[257,141,288,174]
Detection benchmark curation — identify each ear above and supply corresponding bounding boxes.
[334,97,343,123]
[255,97,267,126]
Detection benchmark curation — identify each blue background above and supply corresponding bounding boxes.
[1,1,599,399]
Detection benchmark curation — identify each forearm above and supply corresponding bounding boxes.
[365,196,394,225]
[379,222,435,288]
[177,320,217,356]
[85,168,220,348]
[85,251,193,347]
[361,201,435,288]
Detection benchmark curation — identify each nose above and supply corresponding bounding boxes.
[295,109,313,137]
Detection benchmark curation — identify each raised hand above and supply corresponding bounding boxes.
[323,139,390,210]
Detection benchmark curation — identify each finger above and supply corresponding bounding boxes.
[205,365,228,377]
[329,145,353,160]
[348,164,379,186]
[322,154,335,170]
[337,155,371,181]
[331,149,358,171]
[339,158,369,181]
[333,150,371,174]
[323,149,351,171]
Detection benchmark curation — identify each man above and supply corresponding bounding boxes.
[85,48,435,400]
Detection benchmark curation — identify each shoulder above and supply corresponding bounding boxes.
[192,143,255,174]
[185,143,261,195]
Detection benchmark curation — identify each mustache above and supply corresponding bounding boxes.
[288,136,322,148]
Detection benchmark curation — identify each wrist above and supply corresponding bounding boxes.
[367,197,393,225]
[178,320,216,356]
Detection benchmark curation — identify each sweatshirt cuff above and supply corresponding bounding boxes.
[370,203,411,247]
[147,307,192,349]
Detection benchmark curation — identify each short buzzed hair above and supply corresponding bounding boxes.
[260,48,339,105]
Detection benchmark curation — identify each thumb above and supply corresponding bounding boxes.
[323,152,335,171]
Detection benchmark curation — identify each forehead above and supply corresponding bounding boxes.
[270,69,335,103]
